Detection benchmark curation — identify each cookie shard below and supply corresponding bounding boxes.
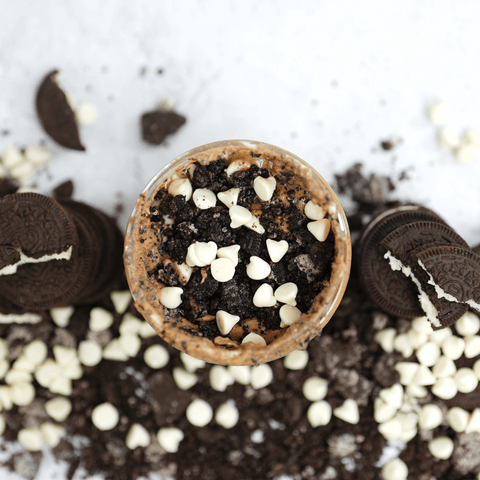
[380,222,469,328]
[36,69,86,151]
[0,193,77,275]
[141,110,186,145]
[417,244,480,313]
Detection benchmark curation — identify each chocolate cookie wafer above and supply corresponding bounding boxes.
[60,200,124,303]
[380,222,469,328]
[416,244,480,313]
[0,193,78,275]
[0,212,97,310]
[36,70,85,151]
[358,205,446,318]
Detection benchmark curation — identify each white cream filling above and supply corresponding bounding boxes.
[418,259,480,312]
[0,246,73,276]
[384,251,441,327]
[0,313,42,324]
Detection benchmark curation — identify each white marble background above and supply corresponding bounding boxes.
[1,1,480,478]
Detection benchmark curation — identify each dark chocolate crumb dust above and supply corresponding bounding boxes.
[0,167,479,480]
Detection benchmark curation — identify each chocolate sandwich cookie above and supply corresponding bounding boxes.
[60,200,124,304]
[447,387,480,410]
[358,205,446,318]
[416,244,480,312]
[36,70,86,151]
[380,222,470,328]
[0,193,78,274]
[0,212,97,310]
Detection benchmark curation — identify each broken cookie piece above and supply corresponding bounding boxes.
[35,70,86,151]
[141,108,186,145]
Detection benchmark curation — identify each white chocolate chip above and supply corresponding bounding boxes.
[464,129,480,146]
[379,383,403,409]
[456,311,480,336]
[45,397,72,422]
[374,398,397,423]
[378,417,402,441]
[0,414,5,436]
[411,316,434,334]
[24,145,52,167]
[303,377,328,402]
[432,355,457,378]
[119,334,142,358]
[0,360,9,379]
[228,365,251,385]
[89,307,114,332]
[465,335,480,358]
[394,362,419,386]
[215,401,239,429]
[216,310,240,335]
[172,367,197,390]
[40,422,64,448]
[180,353,205,372]
[418,404,443,430]
[229,205,252,229]
[284,350,309,370]
[307,400,332,427]
[416,342,441,367]
[393,333,414,358]
[242,333,266,346]
[431,377,458,400]
[10,162,34,186]
[430,327,453,346]
[442,336,465,360]
[157,97,176,111]
[49,375,72,396]
[125,423,150,450]
[168,178,192,201]
[407,329,428,349]
[437,127,460,150]
[175,262,193,285]
[279,305,301,328]
[18,427,43,452]
[193,188,216,209]
[160,287,183,309]
[381,458,408,480]
[0,386,13,410]
[0,338,8,360]
[466,408,480,434]
[427,103,446,126]
[225,160,249,176]
[412,365,436,386]
[103,339,129,362]
[11,382,35,406]
[307,219,331,242]
[75,102,97,126]
[304,200,325,221]
[253,284,276,308]
[246,256,271,280]
[53,346,77,367]
[211,258,235,283]
[119,313,142,336]
[209,365,234,392]
[23,340,48,368]
[2,146,24,169]
[186,399,213,427]
[187,241,217,267]
[217,245,240,267]
[446,407,469,433]
[455,143,479,163]
[253,176,276,201]
[333,399,359,424]
[244,215,265,234]
[375,328,396,353]
[250,364,273,390]
[428,436,454,460]
[5,369,32,385]
[157,427,184,453]
[266,239,288,263]
[454,367,478,393]
[144,344,169,369]
[139,321,157,338]
[35,360,62,388]
[91,402,119,431]
[217,188,239,207]
[50,306,74,328]
[474,359,480,380]
[110,290,132,314]
[274,283,297,306]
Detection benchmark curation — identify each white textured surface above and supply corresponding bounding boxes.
[1,1,480,478]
